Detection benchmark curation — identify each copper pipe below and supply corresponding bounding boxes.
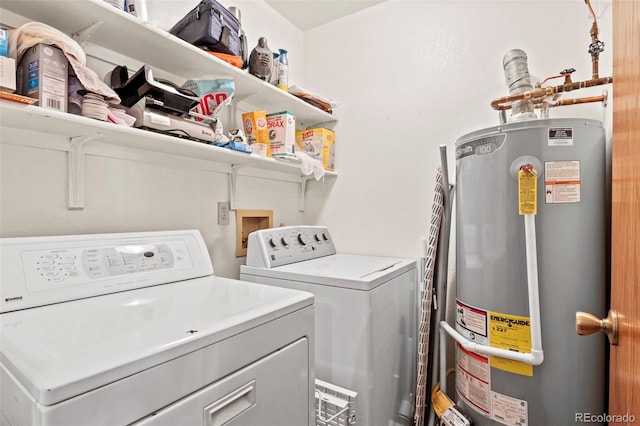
[551,95,606,107]
[490,76,612,110]
[540,74,565,86]
[558,76,613,92]
[492,1,609,113]
[495,95,607,111]
[540,70,574,87]
[585,0,601,79]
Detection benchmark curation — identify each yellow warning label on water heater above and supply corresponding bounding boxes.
[518,167,537,215]
[489,311,533,376]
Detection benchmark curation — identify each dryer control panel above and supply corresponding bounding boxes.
[19,240,192,290]
[245,226,337,268]
[0,230,213,313]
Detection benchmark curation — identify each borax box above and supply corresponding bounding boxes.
[266,111,295,158]
[295,128,335,171]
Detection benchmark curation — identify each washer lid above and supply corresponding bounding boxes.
[0,276,313,406]
[242,254,417,290]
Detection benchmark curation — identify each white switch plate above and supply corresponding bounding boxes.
[218,202,230,225]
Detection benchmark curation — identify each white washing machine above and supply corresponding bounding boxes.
[0,230,315,426]
[240,226,418,426]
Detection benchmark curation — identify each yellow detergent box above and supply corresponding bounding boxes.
[266,111,296,158]
[295,128,335,171]
[242,110,271,156]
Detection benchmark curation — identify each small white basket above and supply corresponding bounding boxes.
[315,379,358,426]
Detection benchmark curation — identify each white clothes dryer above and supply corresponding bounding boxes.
[240,226,418,426]
[0,230,315,426]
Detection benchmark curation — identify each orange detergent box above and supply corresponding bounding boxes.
[242,110,271,155]
[266,111,296,159]
[295,128,335,171]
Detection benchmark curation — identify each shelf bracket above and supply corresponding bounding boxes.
[68,134,100,210]
[229,164,247,211]
[229,102,240,130]
[72,21,104,47]
[298,175,314,212]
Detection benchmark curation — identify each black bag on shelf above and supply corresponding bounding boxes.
[169,0,244,58]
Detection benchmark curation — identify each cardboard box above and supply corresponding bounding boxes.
[266,111,295,158]
[241,110,270,156]
[0,56,16,92]
[295,128,335,171]
[17,43,68,112]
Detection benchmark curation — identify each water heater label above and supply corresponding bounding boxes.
[489,311,533,376]
[544,161,581,204]
[548,127,573,146]
[518,167,538,215]
[456,300,488,345]
[491,391,528,426]
[456,343,491,415]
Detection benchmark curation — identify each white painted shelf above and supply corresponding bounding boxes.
[0,0,337,129]
[0,100,335,210]
[1,100,335,176]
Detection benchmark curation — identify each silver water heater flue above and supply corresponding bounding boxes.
[502,49,537,122]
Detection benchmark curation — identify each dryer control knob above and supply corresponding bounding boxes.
[281,237,289,246]
[269,238,277,248]
[297,234,306,245]
[322,233,329,241]
[314,234,321,242]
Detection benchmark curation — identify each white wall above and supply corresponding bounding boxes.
[302,0,613,259]
[0,131,305,278]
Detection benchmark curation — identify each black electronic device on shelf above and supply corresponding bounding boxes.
[111,65,216,144]
[126,97,216,144]
[115,65,200,115]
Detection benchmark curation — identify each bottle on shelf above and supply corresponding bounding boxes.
[276,49,288,92]
[228,7,249,69]
[270,52,280,86]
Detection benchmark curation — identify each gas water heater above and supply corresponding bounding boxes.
[454,118,607,425]
[431,2,612,424]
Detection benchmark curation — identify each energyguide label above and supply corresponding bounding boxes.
[488,312,533,376]
[454,301,533,424]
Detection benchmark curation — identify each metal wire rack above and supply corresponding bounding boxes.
[315,379,358,426]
